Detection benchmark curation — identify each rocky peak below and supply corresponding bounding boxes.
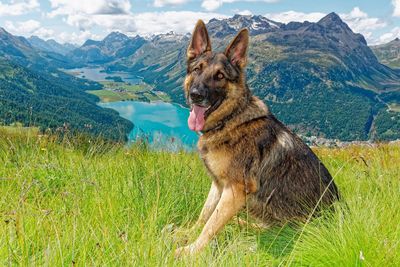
[151,31,188,45]
[103,32,130,43]
[318,12,343,26]
[0,27,7,35]
[206,14,281,37]
[0,27,12,40]
[82,39,100,47]
[316,12,353,33]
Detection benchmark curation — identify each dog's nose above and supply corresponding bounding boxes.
[190,88,205,103]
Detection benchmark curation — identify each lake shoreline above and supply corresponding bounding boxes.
[99,100,198,149]
[66,66,197,148]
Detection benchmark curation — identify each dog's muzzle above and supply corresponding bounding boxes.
[189,87,207,105]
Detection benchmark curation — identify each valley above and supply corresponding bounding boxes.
[1,13,400,143]
[66,13,399,142]
[64,67,171,103]
[63,66,196,148]
[0,59,133,142]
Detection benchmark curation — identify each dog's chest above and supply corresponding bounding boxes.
[198,142,232,182]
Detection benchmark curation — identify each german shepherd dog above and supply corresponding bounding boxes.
[175,20,339,257]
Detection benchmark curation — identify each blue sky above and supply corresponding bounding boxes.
[0,0,399,45]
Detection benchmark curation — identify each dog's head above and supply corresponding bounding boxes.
[185,20,250,132]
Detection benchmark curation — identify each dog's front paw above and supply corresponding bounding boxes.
[174,244,196,258]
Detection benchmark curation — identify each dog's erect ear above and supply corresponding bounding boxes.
[187,20,211,60]
[225,29,249,68]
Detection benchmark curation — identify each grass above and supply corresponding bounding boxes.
[87,81,171,103]
[389,103,400,112]
[87,88,139,102]
[0,124,39,135]
[0,130,399,266]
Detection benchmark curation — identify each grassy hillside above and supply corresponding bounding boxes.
[0,130,399,266]
[371,38,400,69]
[0,60,133,141]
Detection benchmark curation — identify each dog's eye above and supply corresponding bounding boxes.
[193,67,201,73]
[216,72,225,80]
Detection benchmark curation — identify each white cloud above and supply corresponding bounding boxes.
[42,2,393,46]
[56,31,102,45]
[45,0,229,44]
[0,0,39,16]
[47,0,135,33]
[201,0,279,12]
[45,0,226,42]
[64,14,137,32]
[4,19,56,40]
[340,7,387,39]
[5,20,41,35]
[153,0,189,7]
[33,28,55,39]
[376,27,400,44]
[48,0,131,17]
[202,0,221,11]
[232,9,253,16]
[133,11,227,36]
[393,0,400,16]
[44,10,227,44]
[266,10,325,23]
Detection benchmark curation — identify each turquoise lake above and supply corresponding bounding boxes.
[67,67,142,84]
[68,67,199,148]
[99,101,199,149]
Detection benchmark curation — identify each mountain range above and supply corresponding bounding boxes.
[0,13,399,141]
[28,35,76,55]
[68,32,146,64]
[70,13,399,141]
[0,27,133,141]
[371,38,400,69]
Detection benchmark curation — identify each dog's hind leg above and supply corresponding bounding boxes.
[175,182,246,257]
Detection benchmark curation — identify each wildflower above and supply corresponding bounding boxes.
[359,250,365,261]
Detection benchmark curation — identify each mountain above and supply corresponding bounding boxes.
[0,58,133,141]
[0,28,133,141]
[94,13,399,141]
[2,14,399,142]
[0,27,37,62]
[267,13,399,91]
[0,27,77,69]
[371,38,400,69]
[206,14,282,38]
[28,35,76,55]
[68,32,146,64]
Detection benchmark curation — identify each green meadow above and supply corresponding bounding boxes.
[0,129,399,266]
[87,81,171,103]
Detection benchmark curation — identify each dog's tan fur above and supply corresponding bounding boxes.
[175,20,339,257]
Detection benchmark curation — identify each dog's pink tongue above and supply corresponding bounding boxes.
[188,105,207,131]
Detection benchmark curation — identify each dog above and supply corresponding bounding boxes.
[175,20,339,257]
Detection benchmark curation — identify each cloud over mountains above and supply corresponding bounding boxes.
[0,0,398,45]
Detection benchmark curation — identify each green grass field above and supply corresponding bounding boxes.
[87,81,171,103]
[0,130,399,266]
[389,103,400,112]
